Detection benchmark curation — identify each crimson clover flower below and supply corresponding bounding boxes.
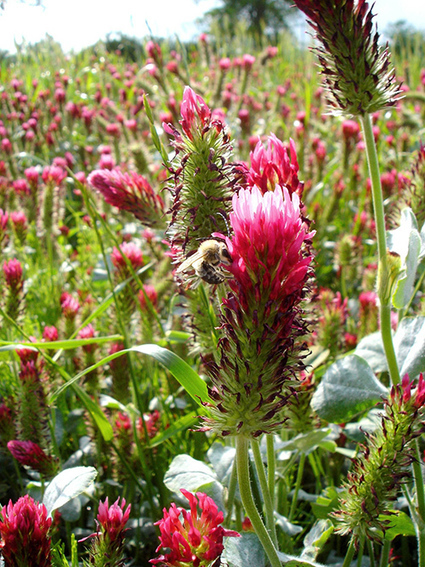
[151,489,239,567]
[164,86,235,255]
[83,497,131,565]
[7,440,58,477]
[247,134,303,197]
[292,0,401,115]
[0,495,52,567]
[335,373,425,542]
[202,184,315,437]
[88,167,165,228]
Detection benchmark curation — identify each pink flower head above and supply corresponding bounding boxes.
[77,324,96,353]
[24,166,39,189]
[60,292,80,320]
[42,164,67,187]
[7,440,57,476]
[342,119,360,141]
[138,284,158,310]
[0,495,52,566]
[12,178,30,195]
[226,185,314,304]
[3,258,23,291]
[219,57,232,71]
[88,168,165,227]
[242,53,256,70]
[43,325,59,342]
[96,497,131,543]
[247,134,303,196]
[202,182,315,437]
[390,373,425,411]
[180,86,212,140]
[151,489,239,566]
[111,242,144,271]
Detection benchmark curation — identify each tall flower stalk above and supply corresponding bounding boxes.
[200,180,314,566]
[292,0,402,386]
[291,0,419,563]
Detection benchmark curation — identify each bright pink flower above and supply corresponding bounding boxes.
[242,53,256,69]
[151,489,239,566]
[219,57,232,71]
[0,495,52,566]
[3,258,23,290]
[7,440,57,476]
[391,373,425,410]
[12,178,30,195]
[60,292,80,320]
[226,185,314,304]
[88,168,165,227]
[203,181,315,437]
[97,497,131,543]
[138,284,158,310]
[342,119,360,140]
[77,324,97,353]
[43,325,58,342]
[180,86,212,140]
[111,242,144,271]
[247,134,303,196]
[42,165,67,187]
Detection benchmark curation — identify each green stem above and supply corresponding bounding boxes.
[360,113,400,386]
[289,452,306,522]
[366,539,375,567]
[342,537,357,567]
[379,540,391,567]
[224,457,238,527]
[251,438,278,546]
[235,436,281,567]
[356,535,365,567]
[413,440,425,567]
[266,435,276,504]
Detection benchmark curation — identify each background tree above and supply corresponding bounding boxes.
[202,0,299,46]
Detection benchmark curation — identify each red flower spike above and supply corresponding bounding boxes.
[151,489,239,566]
[88,167,165,228]
[247,135,303,197]
[96,497,131,543]
[0,495,52,567]
[180,86,212,140]
[7,440,57,476]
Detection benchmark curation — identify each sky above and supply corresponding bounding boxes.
[0,0,424,55]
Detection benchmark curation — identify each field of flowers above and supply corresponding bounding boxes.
[1,2,425,566]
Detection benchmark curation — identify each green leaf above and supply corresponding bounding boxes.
[383,511,416,541]
[279,428,333,454]
[278,552,327,566]
[354,332,387,373]
[394,316,425,378]
[164,454,220,494]
[311,355,388,423]
[132,344,211,406]
[0,336,121,351]
[310,487,341,520]
[303,519,334,555]
[51,344,211,408]
[149,411,199,447]
[275,512,303,536]
[43,466,97,517]
[387,208,422,309]
[222,533,266,567]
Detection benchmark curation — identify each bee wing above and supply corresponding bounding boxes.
[176,250,204,273]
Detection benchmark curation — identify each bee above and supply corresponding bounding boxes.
[176,240,232,285]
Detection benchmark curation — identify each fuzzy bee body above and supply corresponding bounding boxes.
[176,240,232,285]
